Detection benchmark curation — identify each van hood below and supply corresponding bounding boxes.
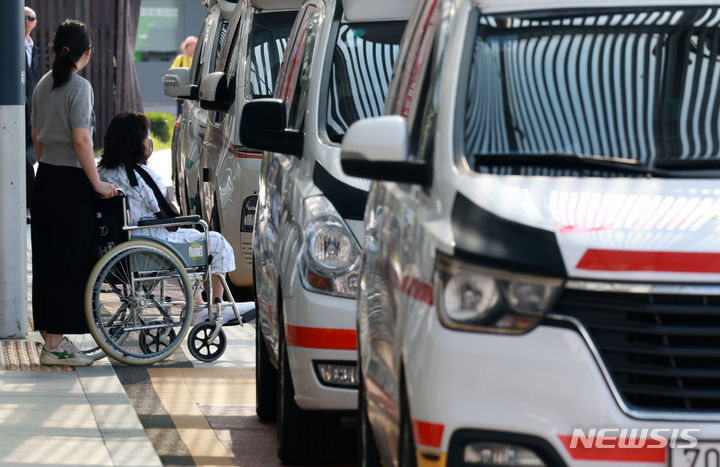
[453,175,720,282]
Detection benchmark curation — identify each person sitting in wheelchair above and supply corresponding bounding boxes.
[98,110,236,325]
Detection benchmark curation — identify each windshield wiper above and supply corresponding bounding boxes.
[653,158,720,171]
[472,153,658,175]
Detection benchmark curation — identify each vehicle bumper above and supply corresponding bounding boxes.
[284,285,358,411]
[405,315,720,466]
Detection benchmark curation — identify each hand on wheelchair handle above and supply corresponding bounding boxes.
[94,181,118,199]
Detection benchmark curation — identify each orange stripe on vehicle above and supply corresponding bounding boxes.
[576,249,720,273]
[413,420,444,449]
[558,435,666,463]
[285,325,357,350]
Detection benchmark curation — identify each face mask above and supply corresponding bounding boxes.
[146,136,153,159]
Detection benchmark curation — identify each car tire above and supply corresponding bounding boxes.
[359,365,382,466]
[399,376,417,467]
[256,319,278,421]
[276,325,340,464]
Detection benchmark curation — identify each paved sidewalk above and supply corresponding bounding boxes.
[0,207,163,466]
[0,362,163,467]
[0,148,261,466]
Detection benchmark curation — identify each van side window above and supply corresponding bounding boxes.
[225,17,244,81]
[403,52,434,165]
[246,11,296,99]
[276,5,316,112]
[213,21,229,71]
[191,22,208,85]
[325,21,405,143]
[286,9,321,130]
[388,0,438,121]
[215,1,245,72]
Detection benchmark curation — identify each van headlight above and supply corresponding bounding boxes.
[299,197,361,298]
[435,252,563,334]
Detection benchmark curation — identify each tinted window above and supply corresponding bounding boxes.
[465,7,720,174]
[247,11,297,98]
[286,8,321,130]
[326,21,405,143]
[214,20,229,70]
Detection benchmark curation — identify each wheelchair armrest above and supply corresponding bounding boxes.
[137,215,201,227]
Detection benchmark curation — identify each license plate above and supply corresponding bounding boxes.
[671,443,720,467]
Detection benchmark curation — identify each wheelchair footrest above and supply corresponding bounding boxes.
[223,318,241,327]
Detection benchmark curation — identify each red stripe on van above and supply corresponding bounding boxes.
[558,435,666,463]
[285,325,357,350]
[413,420,444,449]
[401,276,434,306]
[228,146,263,159]
[576,249,720,273]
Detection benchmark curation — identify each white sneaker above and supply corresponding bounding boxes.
[40,337,93,366]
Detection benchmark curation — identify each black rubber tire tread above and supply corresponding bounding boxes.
[276,327,341,464]
[255,319,278,421]
[187,323,227,362]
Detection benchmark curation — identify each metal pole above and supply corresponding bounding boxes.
[0,0,28,338]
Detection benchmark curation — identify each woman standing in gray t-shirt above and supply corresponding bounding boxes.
[30,20,117,367]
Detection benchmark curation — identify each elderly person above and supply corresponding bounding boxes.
[170,36,197,115]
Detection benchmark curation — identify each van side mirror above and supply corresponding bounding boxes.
[199,71,234,112]
[162,67,198,100]
[341,116,429,185]
[239,99,303,156]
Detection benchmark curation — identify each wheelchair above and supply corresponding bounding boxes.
[80,192,244,365]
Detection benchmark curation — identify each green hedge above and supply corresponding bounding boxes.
[146,112,175,143]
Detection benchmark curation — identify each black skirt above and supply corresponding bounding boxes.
[31,163,97,334]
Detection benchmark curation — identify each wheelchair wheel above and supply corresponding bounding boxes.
[187,322,227,362]
[85,240,193,365]
[138,321,178,354]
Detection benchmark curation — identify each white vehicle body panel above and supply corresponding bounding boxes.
[169,1,235,215]
[199,2,300,288]
[252,0,413,415]
[353,0,720,465]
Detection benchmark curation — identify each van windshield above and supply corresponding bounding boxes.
[465,7,720,175]
[326,21,405,143]
[248,11,296,98]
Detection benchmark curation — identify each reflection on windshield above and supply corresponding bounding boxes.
[326,22,404,143]
[249,11,296,98]
[466,7,720,174]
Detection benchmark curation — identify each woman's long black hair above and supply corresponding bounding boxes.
[51,20,92,89]
[99,111,151,186]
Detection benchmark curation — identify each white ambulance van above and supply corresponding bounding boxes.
[162,0,236,214]
[341,0,720,465]
[196,0,301,292]
[238,0,415,463]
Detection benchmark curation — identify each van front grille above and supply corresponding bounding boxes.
[552,287,720,411]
